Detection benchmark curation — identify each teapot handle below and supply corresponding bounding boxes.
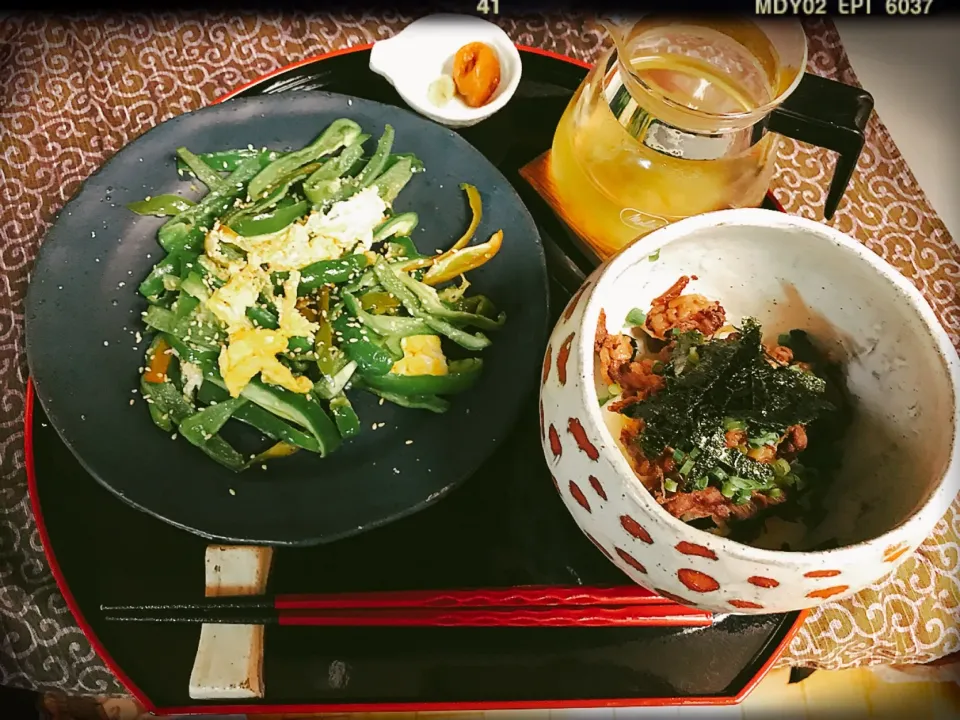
[764,74,874,220]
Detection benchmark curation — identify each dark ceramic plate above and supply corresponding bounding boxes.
[24,91,548,546]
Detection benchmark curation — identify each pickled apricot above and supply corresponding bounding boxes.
[452,42,501,108]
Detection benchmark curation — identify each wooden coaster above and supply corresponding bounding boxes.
[519,149,604,260]
[188,545,273,700]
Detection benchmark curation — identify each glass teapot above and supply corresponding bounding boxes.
[549,16,874,259]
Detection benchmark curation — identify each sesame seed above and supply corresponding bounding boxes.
[91,231,96,237]
[80,414,86,420]
[171,433,178,440]
[393,468,400,474]
[229,488,236,495]
[261,464,267,471]
[377,422,386,428]
[129,399,135,406]
[405,440,413,445]
[379,398,384,406]
[103,341,109,346]
[371,422,378,430]
[118,282,125,287]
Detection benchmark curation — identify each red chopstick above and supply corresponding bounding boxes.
[277,605,712,628]
[275,585,662,610]
[101,586,714,628]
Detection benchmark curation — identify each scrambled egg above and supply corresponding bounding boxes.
[276,270,319,339]
[205,264,269,334]
[218,327,314,397]
[202,188,389,396]
[206,187,388,274]
[204,188,390,397]
[390,335,448,376]
[303,186,387,253]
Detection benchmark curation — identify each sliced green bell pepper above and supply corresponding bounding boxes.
[371,156,414,204]
[303,134,370,206]
[128,194,196,217]
[360,358,483,396]
[175,148,285,174]
[358,382,450,414]
[140,376,194,432]
[199,372,342,458]
[229,199,308,237]
[157,155,262,253]
[329,393,361,439]
[247,118,362,201]
[198,383,322,453]
[355,125,395,187]
[178,396,249,471]
[397,272,505,330]
[176,146,227,192]
[373,212,418,244]
[297,254,370,293]
[342,291,433,338]
[332,313,395,376]
[313,360,357,400]
[371,259,490,351]
[139,249,195,299]
[359,291,401,314]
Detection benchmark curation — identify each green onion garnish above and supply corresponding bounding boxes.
[748,430,780,448]
[768,488,784,500]
[723,417,746,431]
[735,489,753,505]
[772,458,791,477]
[692,475,709,491]
[664,478,679,493]
[709,466,728,481]
[625,308,647,327]
[679,458,695,476]
[720,480,737,498]
[672,449,685,463]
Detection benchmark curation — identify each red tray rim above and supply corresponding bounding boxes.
[24,42,805,716]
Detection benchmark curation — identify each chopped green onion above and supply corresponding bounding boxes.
[723,417,746,431]
[720,480,737,498]
[768,488,784,500]
[679,458,695,476]
[748,430,781,448]
[735,489,753,505]
[648,249,661,262]
[689,448,701,460]
[772,458,792,477]
[664,478,679,493]
[608,383,622,397]
[672,449,685,463]
[687,348,700,365]
[691,475,709,491]
[625,308,647,327]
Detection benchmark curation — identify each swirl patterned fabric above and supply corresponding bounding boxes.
[0,11,957,696]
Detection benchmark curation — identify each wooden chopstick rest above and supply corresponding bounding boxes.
[188,545,273,700]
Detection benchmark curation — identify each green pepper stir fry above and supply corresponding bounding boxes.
[130,120,506,472]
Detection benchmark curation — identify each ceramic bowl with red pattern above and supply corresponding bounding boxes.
[539,208,960,614]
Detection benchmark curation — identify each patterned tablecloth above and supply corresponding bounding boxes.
[0,12,958,697]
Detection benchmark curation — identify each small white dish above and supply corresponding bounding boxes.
[369,14,522,128]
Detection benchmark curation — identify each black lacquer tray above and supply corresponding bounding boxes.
[26,44,803,715]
